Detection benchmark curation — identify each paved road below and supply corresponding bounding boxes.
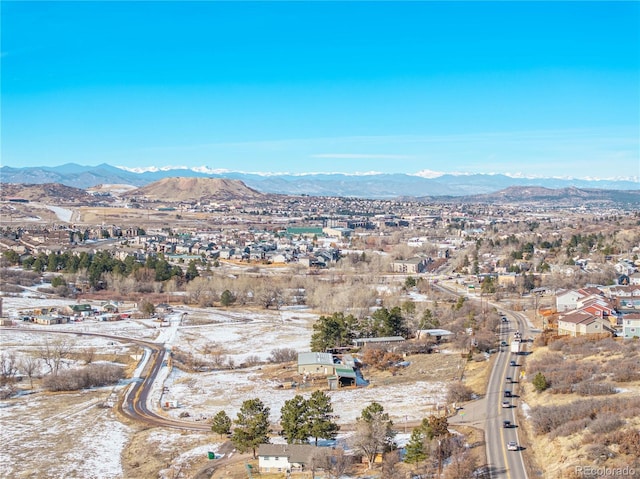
[1,327,211,431]
[438,283,533,479]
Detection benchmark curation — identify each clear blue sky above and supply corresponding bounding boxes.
[2,1,639,180]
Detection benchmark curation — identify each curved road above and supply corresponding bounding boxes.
[0,327,210,431]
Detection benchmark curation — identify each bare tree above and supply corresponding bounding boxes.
[40,338,73,376]
[19,355,40,389]
[81,346,96,364]
[350,402,395,469]
[0,352,19,384]
[381,450,404,479]
[315,447,352,479]
[443,439,478,479]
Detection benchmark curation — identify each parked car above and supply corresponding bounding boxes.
[504,390,512,398]
[507,441,518,451]
[510,360,517,367]
[503,420,512,428]
[506,376,512,382]
[502,401,511,408]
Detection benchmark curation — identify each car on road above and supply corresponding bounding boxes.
[507,441,519,451]
[504,390,512,397]
[503,420,512,428]
[502,401,511,408]
[506,376,512,382]
[501,316,508,322]
[510,360,517,366]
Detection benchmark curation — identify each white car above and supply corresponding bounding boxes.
[507,441,518,451]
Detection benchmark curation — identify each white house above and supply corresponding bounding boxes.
[257,444,317,473]
[622,313,640,339]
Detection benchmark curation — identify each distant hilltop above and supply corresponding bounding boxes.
[123,177,263,202]
[0,162,638,199]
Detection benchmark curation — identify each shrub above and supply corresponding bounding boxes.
[446,381,474,403]
[609,429,640,456]
[43,364,125,391]
[608,358,640,382]
[530,396,640,436]
[549,418,591,439]
[588,416,625,435]
[361,348,402,371]
[584,443,615,461]
[269,348,297,363]
[244,355,262,367]
[573,381,616,396]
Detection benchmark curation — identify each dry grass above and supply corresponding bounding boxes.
[519,340,640,478]
[460,355,493,396]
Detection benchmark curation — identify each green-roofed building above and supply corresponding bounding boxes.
[285,227,324,237]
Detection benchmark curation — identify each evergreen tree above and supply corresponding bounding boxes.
[532,372,549,392]
[404,276,417,288]
[220,289,236,307]
[186,260,200,281]
[310,312,355,352]
[404,428,428,465]
[306,390,339,446]
[371,307,407,337]
[231,398,270,458]
[279,395,309,444]
[211,410,232,438]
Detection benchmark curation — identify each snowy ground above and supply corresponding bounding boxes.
[0,296,450,478]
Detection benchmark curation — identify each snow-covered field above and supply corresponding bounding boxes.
[0,296,448,478]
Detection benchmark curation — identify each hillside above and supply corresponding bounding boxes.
[123,177,264,202]
[414,186,640,207]
[0,183,101,204]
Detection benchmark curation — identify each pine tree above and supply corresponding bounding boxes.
[404,428,428,464]
[306,390,339,446]
[211,410,232,438]
[231,398,271,458]
[532,372,549,392]
[186,260,200,281]
[280,395,310,444]
[220,289,236,307]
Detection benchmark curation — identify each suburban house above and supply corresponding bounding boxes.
[257,444,318,474]
[555,287,603,312]
[622,313,640,339]
[576,296,616,318]
[556,310,615,337]
[607,285,640,311]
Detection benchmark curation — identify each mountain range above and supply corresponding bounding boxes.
[1,163,638,199]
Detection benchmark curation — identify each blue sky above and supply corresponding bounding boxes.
[2,1,639,180]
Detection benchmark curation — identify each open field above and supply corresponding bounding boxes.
[0,294,476,478]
